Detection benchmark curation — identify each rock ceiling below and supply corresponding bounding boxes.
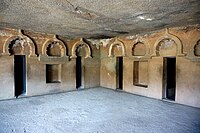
[0,0,200,39]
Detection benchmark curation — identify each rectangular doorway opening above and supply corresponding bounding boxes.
[14,55,26,97]
[163,57,176,101]
[116,57,123,90]
[76,56,82,89]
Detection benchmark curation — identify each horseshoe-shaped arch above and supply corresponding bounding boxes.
[132,39,150,57]
[42,38,67,57]
[2,35,37,57]
[108,39,126,57]
[70,38,92,59]
[152,30,185,57]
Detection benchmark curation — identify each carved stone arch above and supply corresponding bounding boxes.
[186,39,200,62]
[152,29,185,57]
[2,30,37,57]
[194,39,200,56]
[39,35,69,64]
[108,38,126,57]
[70,38,92,59]
[132,38,150,57]
[132,42,146,56]
[42,36,67,57]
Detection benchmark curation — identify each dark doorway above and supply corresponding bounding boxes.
[14,55,26,97]
[163,57,176,101]
[116,57,123,90]
[76,56,82,89]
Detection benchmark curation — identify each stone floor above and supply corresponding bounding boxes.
[0,87,200,133]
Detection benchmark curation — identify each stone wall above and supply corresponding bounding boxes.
[100,26,200,108]
[0,26,200,108]
[0,28,100,100]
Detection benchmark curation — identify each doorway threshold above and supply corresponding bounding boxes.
[16,93,27,98]
[162,98,175,103]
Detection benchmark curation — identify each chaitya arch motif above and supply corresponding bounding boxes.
[70,38,92,59]
[130,37,151,60]
[186,39,200,62]
[108,38,126,57]
[152,29,185,57]
[42,35,67,57]
[39,35,69,64]
[2,30,37,57]
[194,40,200,57]
[132,42,146,56]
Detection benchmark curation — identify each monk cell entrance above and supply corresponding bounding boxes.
[163,57,176,101]
[116,57,123,90]
[76,56,82,89]
[14,55,26,97]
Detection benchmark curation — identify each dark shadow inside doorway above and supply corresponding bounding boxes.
[14,55,26,97]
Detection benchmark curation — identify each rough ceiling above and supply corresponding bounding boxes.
[0,0,200,39]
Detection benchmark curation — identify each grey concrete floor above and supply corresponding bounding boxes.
[0,87,200,133]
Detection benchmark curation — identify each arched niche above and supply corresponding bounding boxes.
[108,38,126,57]
[70,38,92,59]
[76,44,87,57]
[8,37,29,55]
[152,29,185,57]
[42,37,67,57]
[194,40,200,56]
[47,42,62,57]
[132,42,146,56]
[156,38,177,56]
[2,30,37,57]
[186,39,200,62]
[39,36,69,64]
[132,38,150,58]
